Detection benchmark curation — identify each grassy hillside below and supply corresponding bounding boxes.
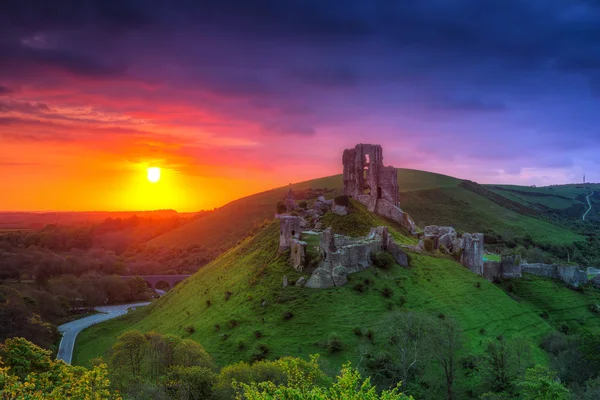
[146,168,583,254]
[74,213,555,372]
[400,186,583,244]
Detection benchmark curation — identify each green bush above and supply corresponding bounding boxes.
[423,238,435,252]
[382,287,394,298]
[326,333,344,353]
[334,195,349,207]
[371,252,395,269]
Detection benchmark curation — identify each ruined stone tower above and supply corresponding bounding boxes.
[342,144,399,212]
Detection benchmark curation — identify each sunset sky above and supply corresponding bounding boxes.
[2,1,600,212]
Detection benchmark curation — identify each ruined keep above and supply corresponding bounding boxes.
[342,144,417,234]
[343,144,398,211]
[278,216,302,252]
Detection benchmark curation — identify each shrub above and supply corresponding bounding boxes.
[298,201,308,209]
[589,304,600,314]
[366,329,374,342]
[475,282,481,289]
[229,319,238,328]
[559,323,569,334]
[508,283,517,293]
[276,201,286,214]
[353,327,363,336]
[438,313,446,319]
[220,334,230,341]
[381,287,394,298]
[326,333,344,353]
[438,244,448,253]
[237,340,246,350]
[370,252,395,269]
[249,344,270,362]
[205,299,212,307]
[185,325,195,334]
[225,291,233,301]
[479,328,486,335]
[333,195,349,207]
[398,296,407,307]
[353,283,366,293]
[540,311,550,319]
[423,238,435,252]
[214,324,220,331]
[283,311,294,320]
[254,330,263,339]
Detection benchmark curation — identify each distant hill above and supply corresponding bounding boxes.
[146,169,585,253]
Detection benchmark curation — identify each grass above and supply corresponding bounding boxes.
[75,220,555,371]
[400,187,583,244]
[496,274,600,334]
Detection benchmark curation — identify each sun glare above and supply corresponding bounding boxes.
[147,167,161,183]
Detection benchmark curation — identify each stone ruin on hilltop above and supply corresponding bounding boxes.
[273,144,592,289]
[343,144,417,234]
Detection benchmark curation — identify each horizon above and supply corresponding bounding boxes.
[2,1,600,212]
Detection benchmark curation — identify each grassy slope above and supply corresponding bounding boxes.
[400,187,583,244]
[146,168,581,251]
[497,274,600,333]
[75,212,554,370]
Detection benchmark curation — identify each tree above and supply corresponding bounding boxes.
[238,360,413,399]
[432,319,463,400]
[481,336,531,394]
[173,339,213,369]
[518,365,570,400]
[385,312,433,389]
[110,330,148,378]
[0,337,121,399]
[162,366,216,400]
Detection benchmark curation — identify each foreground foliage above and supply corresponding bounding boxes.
[0,337,121,399]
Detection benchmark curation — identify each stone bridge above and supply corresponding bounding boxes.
[121,275,191,290]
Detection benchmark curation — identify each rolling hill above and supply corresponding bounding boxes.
[145,169,586,254]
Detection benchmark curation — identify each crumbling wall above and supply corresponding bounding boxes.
[521,263,588,287]
[290,239,307,271]
[305,226,408,289]
[461,233,484,275]
[482,255,522,282]
[373,199,418,234]
[278,216,302,252]
[342,144,398,211]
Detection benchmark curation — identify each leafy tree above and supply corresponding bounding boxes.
[162,366,216,400]
[237,360,413,399]
[432,319,463,400]
[518,365,570,400]
[173,339,214,369]
[110,330,148,378]
[0,337,121,399]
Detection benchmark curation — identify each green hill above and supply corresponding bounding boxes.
[75,204,557,371]
[146,169,583,253]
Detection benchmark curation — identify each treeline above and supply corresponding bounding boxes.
[1,336,409,400]
[0,275,151,350]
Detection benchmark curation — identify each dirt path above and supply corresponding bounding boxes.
[583,191,594,221]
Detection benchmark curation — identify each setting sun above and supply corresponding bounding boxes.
[147,167,161,183]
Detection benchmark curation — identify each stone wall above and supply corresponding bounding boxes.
[305,226,408,289]
[277,216,302,252]
[290,239,307,271]
[482,255,522,282]
[461,233,484,275]
[521,263,589,287]
[373,198,418,235]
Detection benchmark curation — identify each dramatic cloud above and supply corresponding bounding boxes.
[1,0,600,210]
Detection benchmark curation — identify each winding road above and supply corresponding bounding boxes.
[57,302,150,364]
[583,191,595,221]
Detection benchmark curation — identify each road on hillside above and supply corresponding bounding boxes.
[583,191,595,221]
[57,302,150,364]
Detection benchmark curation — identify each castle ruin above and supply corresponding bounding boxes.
[343,144,417,234]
